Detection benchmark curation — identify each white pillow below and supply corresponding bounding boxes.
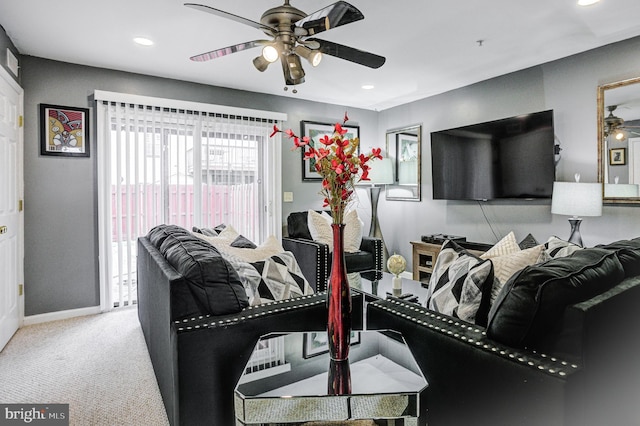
[307,209,363,253]
[480,231,520,259]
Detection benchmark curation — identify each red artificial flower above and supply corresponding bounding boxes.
[270,125,280,137]
[371,147,383,160]
[334,123,348,136]
[319,135,332,146]
[343,112,349,123]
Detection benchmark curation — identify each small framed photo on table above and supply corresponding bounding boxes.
[609,148,626,166]
[40,104,90,157]
[300,120,360,181]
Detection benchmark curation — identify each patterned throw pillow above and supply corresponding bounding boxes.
[227,252,314,305]
[518,233,539,250]
[486,245,548,304]
[480,231,520,259]
[544,236,583,258]
[307,209,363,253]
[425,240,494,325]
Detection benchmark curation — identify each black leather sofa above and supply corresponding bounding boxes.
[367,237,640,426]
[137,224,364,425]
[282,211,383,291]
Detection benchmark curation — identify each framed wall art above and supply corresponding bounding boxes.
[40,103,90,157]
[300,120,360,181]
[609,148,626,166]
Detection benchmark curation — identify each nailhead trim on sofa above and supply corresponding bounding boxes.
[369,298,581,378]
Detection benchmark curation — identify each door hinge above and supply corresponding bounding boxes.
[19,284,23,296]
[18,199,23,212]
[18,115,23,128]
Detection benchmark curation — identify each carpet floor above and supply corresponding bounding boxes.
[0,306,169,425]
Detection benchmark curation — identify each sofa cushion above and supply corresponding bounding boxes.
[487,248,625,349]
[596,237,640,278]
[425,240,494,325]
[158,231,249,316]
[192,226,219,237]
[148,224,191,248]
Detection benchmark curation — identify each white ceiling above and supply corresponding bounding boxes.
[2,0,640,111]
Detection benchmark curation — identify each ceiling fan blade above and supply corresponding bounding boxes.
[190,40,268,62]
[309,38,385,69]
[295,1,364,36]
[184,3,276,35]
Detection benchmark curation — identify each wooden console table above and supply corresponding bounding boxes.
[411,241,442,284]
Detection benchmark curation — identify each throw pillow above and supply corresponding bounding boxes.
[518,233,539,250]
[487,244,547,305]
[596,237,640,278]
[192,226,219,237]
[225,251,314,305]
[307,209,363,253]
[480,231,520,259]
[544,236,583,258]
[230,235,258,249]
[308,210,333,247]
[425,240,495,325]
[195,233,285,263]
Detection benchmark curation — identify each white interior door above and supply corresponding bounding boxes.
[0,67,23,352]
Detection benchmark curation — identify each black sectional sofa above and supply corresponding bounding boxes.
[367,237,640,426]
[137,224,364,425]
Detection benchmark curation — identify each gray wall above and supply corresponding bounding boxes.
[0,25,20,84]
[19,36,640,316]
[21,56,376,316]
[376,37,640,264]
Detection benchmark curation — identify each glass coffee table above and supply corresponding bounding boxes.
[234,330,427,425]
[349,271,429,305]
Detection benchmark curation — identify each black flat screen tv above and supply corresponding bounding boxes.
[431,110,555,201]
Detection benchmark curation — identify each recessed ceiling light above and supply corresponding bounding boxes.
[134,37,154,46]
[577,0,600,6]
[362,84,375,90]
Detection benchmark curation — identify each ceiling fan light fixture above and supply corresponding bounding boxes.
[615,130,626,140]
[253,55,271,72]
[283,54,305,85]
[262,45,280,63]
[294,45,322,67]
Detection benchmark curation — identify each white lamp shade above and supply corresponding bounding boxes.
[367,157,394,185]
[551,182,603,217]
[604,183,640,197]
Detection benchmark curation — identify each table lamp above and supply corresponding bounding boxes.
[551,174,602,247]
[365,157,394,238]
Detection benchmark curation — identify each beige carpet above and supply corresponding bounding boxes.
[0,306,169,426]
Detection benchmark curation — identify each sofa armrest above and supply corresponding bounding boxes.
[359,236,383,280]
[282,237,330,292]
[367,298,579,426]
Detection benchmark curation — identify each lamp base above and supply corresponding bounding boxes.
[567,218,583,247]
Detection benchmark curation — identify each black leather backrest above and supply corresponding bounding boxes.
[287,211,312,239]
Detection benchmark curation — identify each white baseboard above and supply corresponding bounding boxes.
[23,306,102,326]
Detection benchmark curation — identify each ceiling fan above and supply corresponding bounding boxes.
[604,105,640,140]
[184,1,386,90]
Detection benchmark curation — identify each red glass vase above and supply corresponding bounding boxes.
[327,223,352,361]
[328,359,352,395]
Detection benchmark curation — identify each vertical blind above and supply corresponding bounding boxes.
[95,91,284,310]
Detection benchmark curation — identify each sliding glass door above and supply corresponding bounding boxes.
[96,92,284,309]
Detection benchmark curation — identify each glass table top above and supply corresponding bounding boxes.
[235,330,427,424]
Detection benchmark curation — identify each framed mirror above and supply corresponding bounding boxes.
[597,77,640,204]
[385,125,421,201]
